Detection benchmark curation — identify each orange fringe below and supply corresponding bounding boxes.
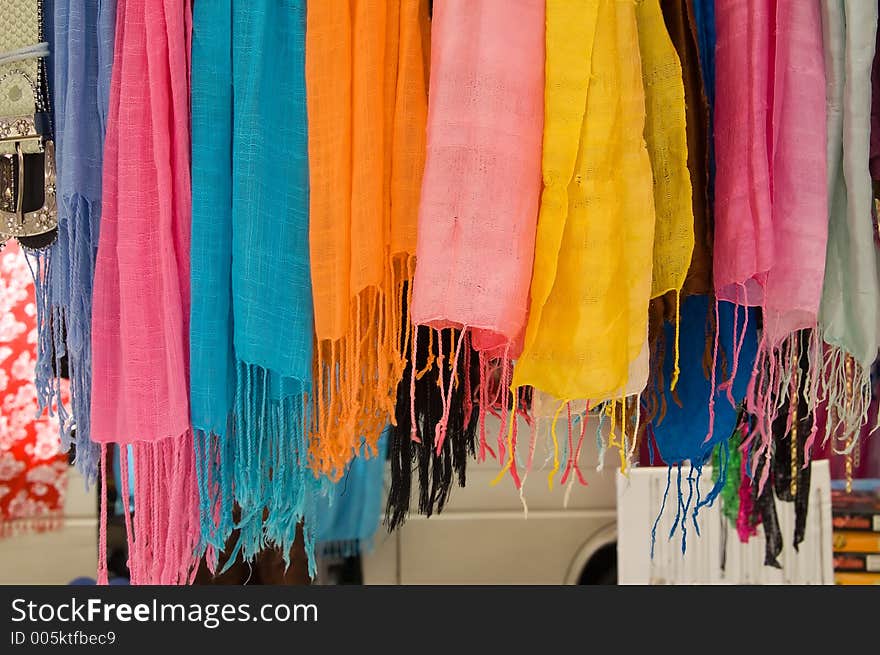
[310,255,414,479]
[307,1,429,479]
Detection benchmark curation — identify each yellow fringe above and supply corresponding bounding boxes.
[670,289,681,391]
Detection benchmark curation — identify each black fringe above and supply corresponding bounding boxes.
[749,329,814,567]
[385,324,479,531]
[770,330,813,551]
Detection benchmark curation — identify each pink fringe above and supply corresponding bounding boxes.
[108,433,202,585]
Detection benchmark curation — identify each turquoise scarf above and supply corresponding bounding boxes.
[191,0,319,572]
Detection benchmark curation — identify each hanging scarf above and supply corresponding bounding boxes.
[637,0,695,403]
[871,8,880,186]
[639,0,695,311]
[769,350,813,553]
[1,241,69,537]
[512,0,657,487]
[644,0,713,439]
[649,295,758,553]
[690,0,717,222]
[817,0,880,456]
[317,429,388,558]
[691,0,716,105]
[660,0,711,298]
[90,0,199,584]
[30,0,117,485]
[410,0,544,465]
[386,323,481,528]
[713,0,828,485]
[306,0,429,479]
[191,0,320,573]
[712,424,743,529]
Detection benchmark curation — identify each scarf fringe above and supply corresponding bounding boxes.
[816,342,873,457]
[97,433,201,585]
[743,328,819,492]
[25,196,102,484]
[385,325,479,530]
[311,254,413,479]
[593,395,641,475]
[650,458,723,558]
[713,427,742,526]
[195,361,318,577]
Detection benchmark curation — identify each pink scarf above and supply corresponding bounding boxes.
[90,0,199,584]
[410,0,544,452]
[713,0,827,485]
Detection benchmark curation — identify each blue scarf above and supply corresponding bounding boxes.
[691,0,716,208]
[191,0,320,572]
[33,0,117,484]
[691,0,716,107]
[318,431,389,558]
[649,295,757,551]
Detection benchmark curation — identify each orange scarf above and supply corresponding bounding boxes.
[306,0,430,478]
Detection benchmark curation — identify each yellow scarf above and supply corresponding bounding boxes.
[511,0,692,479]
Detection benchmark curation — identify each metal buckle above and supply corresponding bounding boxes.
[0,114,56,243]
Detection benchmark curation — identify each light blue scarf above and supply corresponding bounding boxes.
[317,431,389,558]
[33,0,117,484]
[191,0,320,573]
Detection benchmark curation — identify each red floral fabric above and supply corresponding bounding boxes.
[0,241,69,536]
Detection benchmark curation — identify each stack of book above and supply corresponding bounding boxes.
[832,484,880,585]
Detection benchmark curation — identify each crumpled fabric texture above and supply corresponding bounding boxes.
[91,0,199,584]
[638,0,694,305]
[91,0,193,446]
[713,0,828,343]
[191,0,320,571]
[819,0,880,368]
[306,0,431,478]
[513,0,655,405]
[816,0,880,455]
[32,0,117,484]
[411,0,544,355]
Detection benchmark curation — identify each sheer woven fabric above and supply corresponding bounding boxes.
[713,0,773,309]
[638,0,694,305]
[691,0,716,107]
[649,295,758,549]
[691,0,717,221]
[513,0,655,405]
[660,0,711,298]
[32,0,117,484]
[91,0,199,584]
[306,0,430,478]
[817,0,880,451]
[713,1,828,485]
[644,0,713,431]
[872,12,880,183]
[411,0,543,350]
[765,1,829,343]
[714,0,828,340]
[409,0,544,457]
[191,0,320,571]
